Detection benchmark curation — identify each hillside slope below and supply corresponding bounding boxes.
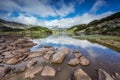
[67,12,120,35]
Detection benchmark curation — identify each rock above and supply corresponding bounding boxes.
[73,49,79,53]
[5,57,19,65]
[74,68,92,80]
[11,48,29,55]
[0,55,4,63]
[73,49,82,58]
[79,56,90,66]
[28,51,44,58]
[41,66,56,76]
[51,48,70,63]
[44,46,52,48]
[43,50,55,60]
[68,58,80,66]
[98,68,113,80]
[27,59,37,68]
[0,66,11,78]
[74,53,82,58]
[115,72,120,79]
[25,66,43,78]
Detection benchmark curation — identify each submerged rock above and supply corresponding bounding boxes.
[73,49,82,58]
[68,58,79,66]
[98,69,113,80]
[43,50,55,60]
[0,66,11,78]
[28,51,44,58]
[0,55,4,63]
[79,56,90,66]
[41,66,56,76]
[25,66,43,78]
[114,72,120,79]
[27,59,38,68]
[74,68,92,80]
[51,48,70,63]
[4,57,19,65]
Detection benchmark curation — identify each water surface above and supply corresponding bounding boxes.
[30,34,120,79]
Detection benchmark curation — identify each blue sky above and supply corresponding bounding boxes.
[0,0,120,28]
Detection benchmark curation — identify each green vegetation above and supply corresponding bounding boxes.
[67,12,120,36]
[0,19,52,38]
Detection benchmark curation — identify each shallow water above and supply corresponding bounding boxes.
[30,34,120,79]
[2,34,120,80]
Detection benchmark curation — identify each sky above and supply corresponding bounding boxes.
[0,0,120,28]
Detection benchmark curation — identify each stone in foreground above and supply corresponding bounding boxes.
[51,48,70,63]
[27,59,37,68]
[5,58,19,65]
[25,66,43,78]
[98,69,113,80]
[41,66,56,76]
[0,66,11,78]
[79,56,90,66]
[74,68,92,80]
[68,58,79,66]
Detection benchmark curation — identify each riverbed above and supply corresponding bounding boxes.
[1,34,120,80]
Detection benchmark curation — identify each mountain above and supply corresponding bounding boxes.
[67,12,120,35]
[0,19,52,34]
[0,19,28,32]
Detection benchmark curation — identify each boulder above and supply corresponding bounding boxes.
[79,56,90,66]
[74,53,82,58]
[25,66,43,78]
[115,73,120,79]
[41,66,56,76]
[27,59,37,68]
[98,69,113,80]
[68,58,80,66]
[11,48,29,55]
[74,68,92,80]
[51,48,70,63]
[0,66,11,78]
[73,49,82,58]
[43,50,55,60]
[73,49,79,53]
[4,57,19,65]
[0,55,4,63]
[28,51,44,58]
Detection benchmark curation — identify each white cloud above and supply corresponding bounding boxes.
[45,11,113,28]
[0,0,75,17]
[90,0,106,13]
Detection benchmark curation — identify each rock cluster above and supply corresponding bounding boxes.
[0,35,119,80]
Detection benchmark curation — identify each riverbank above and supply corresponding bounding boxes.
[73,35,120,52]
[0,35,120,80]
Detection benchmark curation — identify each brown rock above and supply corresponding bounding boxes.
[41,66,56,76]
[28,51,44,58]
[74,68,92,80]
[68,58,79,66]
[79,56,90,66]
[27,59,37,68]
[43,50,55,60]
[98,69,113,80]
[25,66,43,78]
[51,48,70,63]
[5,57,19,65]
[0,66,11,78]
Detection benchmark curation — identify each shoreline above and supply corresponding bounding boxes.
[0,34,120,80]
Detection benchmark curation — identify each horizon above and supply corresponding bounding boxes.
[0,0,120,28]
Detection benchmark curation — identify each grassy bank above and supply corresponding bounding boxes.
[73,35,120,52]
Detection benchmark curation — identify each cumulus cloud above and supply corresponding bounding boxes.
[0,0,75,17]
